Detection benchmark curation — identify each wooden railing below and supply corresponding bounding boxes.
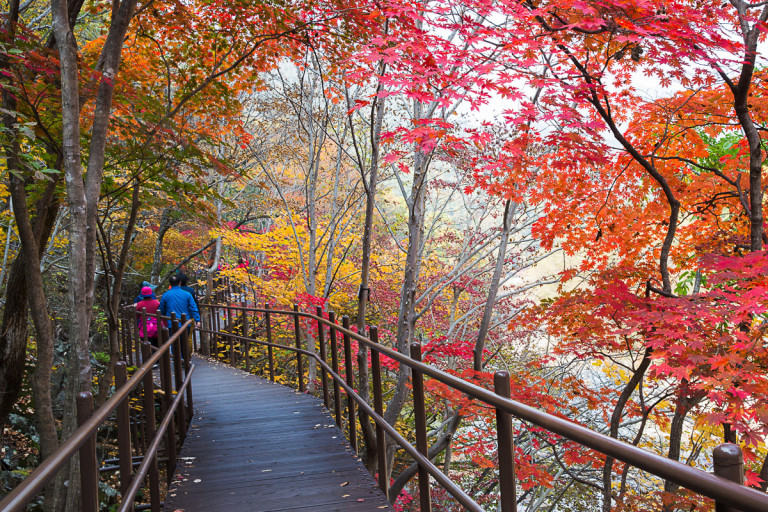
[4,296,768,511]
[198,301,768,512]
[0,310,194,512]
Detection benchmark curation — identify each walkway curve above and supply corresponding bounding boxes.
[164,356,390,511]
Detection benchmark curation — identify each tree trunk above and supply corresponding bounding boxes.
[384,137,430,474]
[1,17,60,512]
[721,5,767,251]
[473,200,515,371]
[96,182,141,406]
[51,0,138,509]
[663,390,705,508]
[354,77,386,469]
[9,171,60,512]
[150,207,177,284]
[601,348,651,512]
[0,0,87,432]
[388,412,462,502]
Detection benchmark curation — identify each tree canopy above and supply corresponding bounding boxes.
[1,0,767,510]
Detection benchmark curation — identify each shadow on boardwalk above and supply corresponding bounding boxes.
[164,356,391,511]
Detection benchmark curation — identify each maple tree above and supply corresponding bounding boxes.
[3,0,768,509]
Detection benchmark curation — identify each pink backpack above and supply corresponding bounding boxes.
[140,316,158,338]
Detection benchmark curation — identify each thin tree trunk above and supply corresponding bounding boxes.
[714,2,768,251]
[601,348,651,512]
[201,198,224,354]
[1,16,59,512]
[663,390,705,507]
[150,207,177,284]
[384,140,430,474]
[0,216,14,291]
[9,172,60,512]
[355,74,386,469]
[97,181,141,406]
[388,412,462,502]
[473,200,515,371]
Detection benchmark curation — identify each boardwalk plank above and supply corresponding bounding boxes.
[164,357,390,512]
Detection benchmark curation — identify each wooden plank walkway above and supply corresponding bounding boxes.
[164,357,391,512]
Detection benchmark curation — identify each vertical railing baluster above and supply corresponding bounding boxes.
[203,306,212,356]
[174,315,188,441]
[140,342,161,512]
[115,362,132,496]
[266,304,275,382]
[329,311,342,427]
[243,302,251,372]
[76,391,98,512]
[133,313,141,364]
[123,314,132,366]
[138,386,147,454]
[294,304,304,393]
[212,303,220,360]
[494,371,517,512]
[714,443,744,512]
[410,343,431,512]
[140,308,148,364]
[370,327,388,496]
[131,401,139,459]
[227,304,235,367]
[119,314,126,362]
[126,315,134,366]
[185,313,195,421]
[342,316,357,453]
[316,306,330,409]
[161,325,177,483]
[140,307,148,344]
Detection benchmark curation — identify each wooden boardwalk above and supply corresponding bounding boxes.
[164,357,390,511]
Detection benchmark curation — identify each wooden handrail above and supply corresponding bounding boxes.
[0,316,194,512]
[200,302,768,512]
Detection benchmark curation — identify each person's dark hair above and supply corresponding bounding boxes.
[169,274,181,286]
[177,272,188,286]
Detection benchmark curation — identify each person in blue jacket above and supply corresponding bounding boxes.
[159,274,201,358]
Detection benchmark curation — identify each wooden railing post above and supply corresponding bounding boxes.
[140,342,161,512]
[342,316,357,453]
[410,343,431,512]
[228,304,236,366]
[115,362,133,496]
[242,302,251,372]
[184,318,194,421]
[119,315,128,365]
[125,315,134,366]
[212,303,220,359]
[329,312,342,427]
[265,304,275,382]
[494,371,517,512]
[133,314,141,364]
[294,304,304,393]
[140,307,148,345]
[76,391,98,512]
[161,325,177,483]
[316,306,330,409]
[370,327,388,497]
[714,443,744,512]
[175,315,188,441]
[203,306,211,356]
